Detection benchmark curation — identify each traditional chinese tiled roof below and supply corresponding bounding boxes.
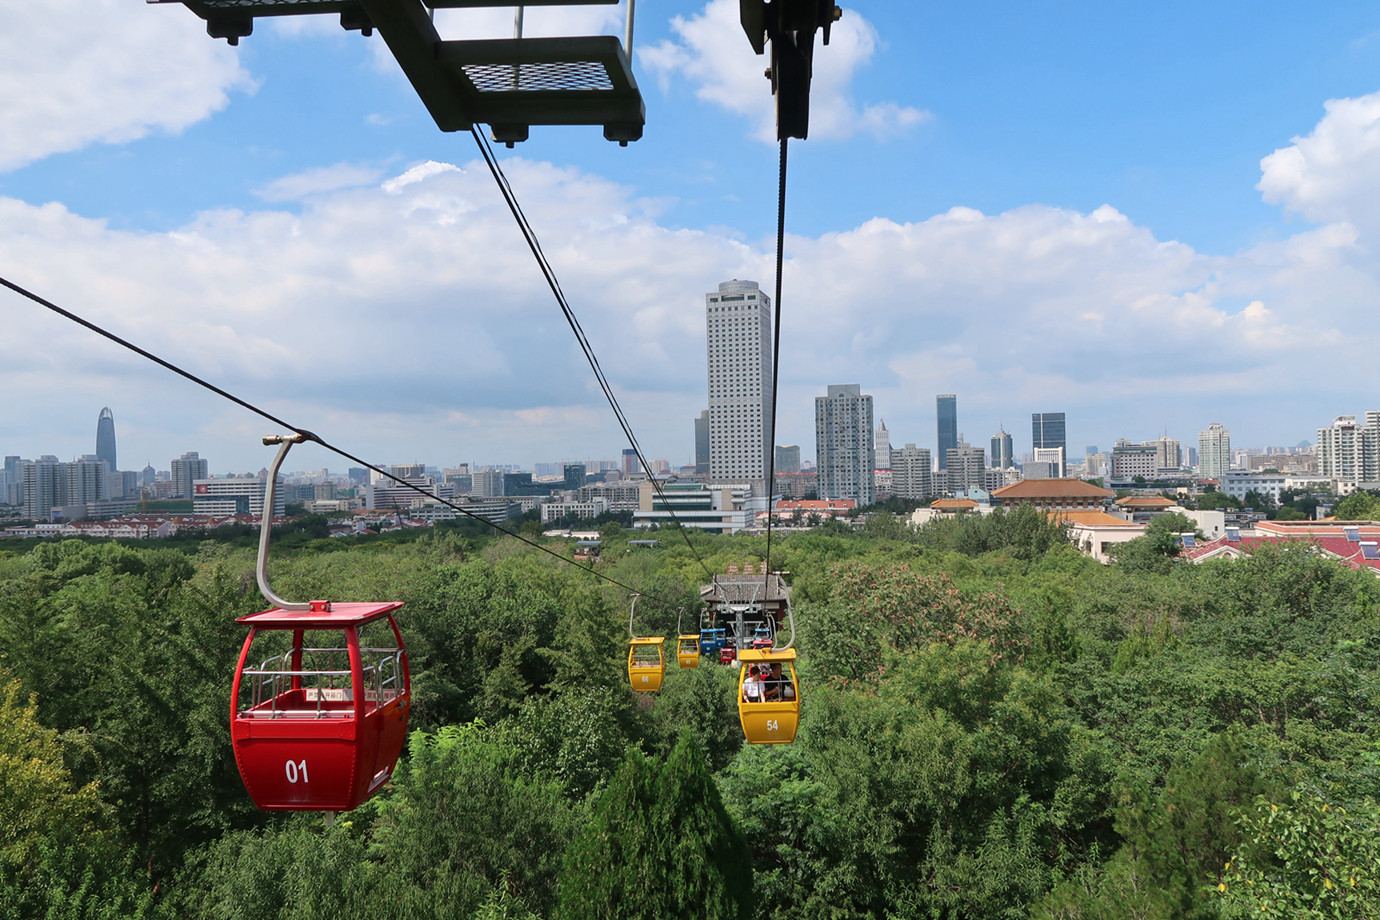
[992,479,1115,499]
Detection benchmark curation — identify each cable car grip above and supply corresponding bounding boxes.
[256,434,312,612]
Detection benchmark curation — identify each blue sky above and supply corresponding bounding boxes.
[3,1,1380,474]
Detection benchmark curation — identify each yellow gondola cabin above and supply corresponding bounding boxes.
[627,636,666,692]
[737,648,799,744]
[676,634,701,669]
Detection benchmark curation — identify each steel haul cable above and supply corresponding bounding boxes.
[764,137,789,578]
[467,125,718,584]
[0,274,684,610]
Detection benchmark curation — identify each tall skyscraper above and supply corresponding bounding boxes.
[3,456,20,506]
[621,448,638,476]
[874,419,892,471]
[171,451,209,499]
[891,445,933,500]
[706,280,773,484]
[990,427,1014,468]
[937,395,958,470]
[1198,423,1232,479]
[693,410,710,474]
[815,384,875,504]
[1032,412,1067,454]
[96,407,117,472]
[563,462,586,491]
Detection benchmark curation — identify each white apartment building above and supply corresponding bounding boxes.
[1317,412,1380,485]
[706,280,773,485]
[541,498,610,523]
[946,439,986,493]
[891,445,933,501]
[1198,423,1232,479]
[815,384,875,505]
[1221,470,1288,504]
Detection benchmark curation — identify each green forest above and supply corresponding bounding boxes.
[4,506,1380,919]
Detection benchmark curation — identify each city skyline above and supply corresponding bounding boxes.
[0,395,1338,482]
[5,5,1380,469]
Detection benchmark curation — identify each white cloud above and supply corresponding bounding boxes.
[255,163,387,202]
[640,0,929,143]
[3,143,1374,471]
[0,1,253,172]
[1258,91,1380,233]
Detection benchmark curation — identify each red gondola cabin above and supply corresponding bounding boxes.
[231,600,410,811]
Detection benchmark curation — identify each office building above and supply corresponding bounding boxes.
[774,445,801,474]
[1198,423,1232,479]
[815,384,875,504]
[621,448,639,477]
[3,456,21,506]
[1111,439,1156,480]
[170,451,209,499]
[694,410,710,474]
[96,407,117,472]
[563,462,587,491]
[472,468,505,498]
[706,279,773,484]
[874,420,892,470]
[937,395,958,470]
[1033,446,1066,479]
[194,477,286,517]
[891,445,933,500]
[990,428,1014,468]
[1032,412,1067,455]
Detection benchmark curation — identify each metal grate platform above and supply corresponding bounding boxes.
[150,0,643,142]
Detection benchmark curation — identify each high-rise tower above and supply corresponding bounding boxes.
[171,451,209,499]
[706,280,773,485]
[1198,423,1232,479]
[874,419,892,471]
[1032,412,1067,455]
[990,427,1014,468]
[96,407,116,472]
[937,395,957,470]
[815,384,875,504]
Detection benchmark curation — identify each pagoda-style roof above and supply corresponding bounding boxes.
[992,479,1115,500]
[1115,495,1177,508]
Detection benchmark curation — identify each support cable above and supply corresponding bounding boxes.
[0,273,682,610]
[764,137,788,577]
[467,125,717,583]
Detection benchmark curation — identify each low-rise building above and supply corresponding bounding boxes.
[1054,509,1147,564]
[991,478,1115,511]
[633,481,757,533]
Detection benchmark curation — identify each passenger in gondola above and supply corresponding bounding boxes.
[743,664,764,703]
[766,661,795,701]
